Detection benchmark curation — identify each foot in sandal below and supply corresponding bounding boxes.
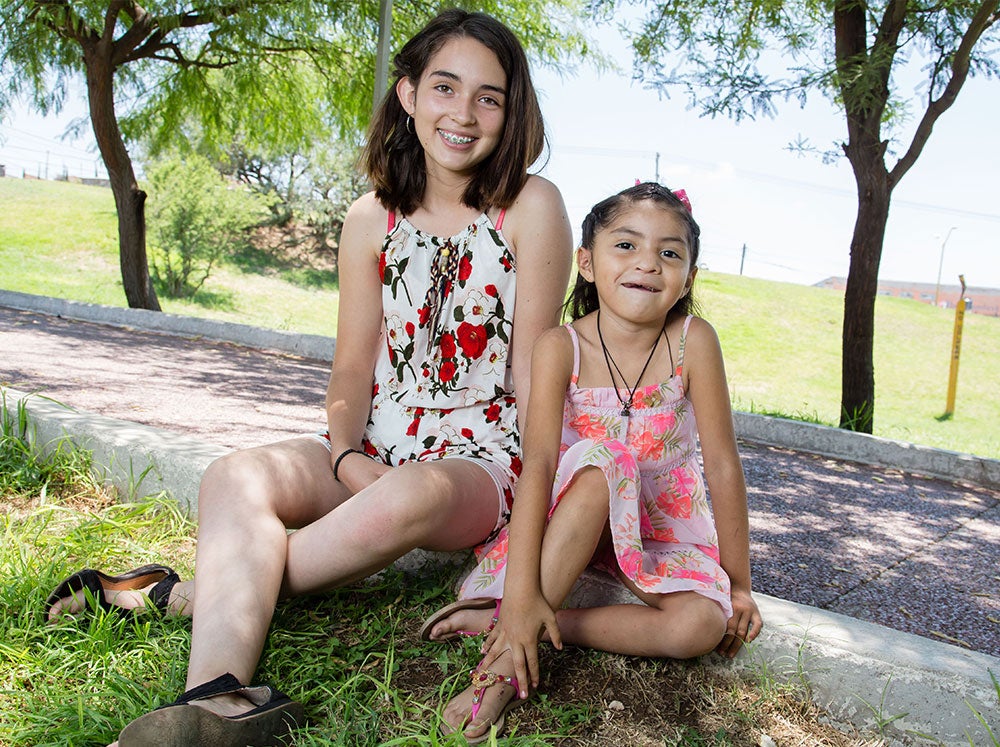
[46,565,183,621]
[440,649,523,744]
[420,597,501,642]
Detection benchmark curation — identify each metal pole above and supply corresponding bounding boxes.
[944,274,967,418]
[373,0,394,116]
[934,226,957,307]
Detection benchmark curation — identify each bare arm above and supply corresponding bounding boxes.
[324,193,392,491]
[503,176,573,432]
[484,326,573,696]
[683,317,762,657]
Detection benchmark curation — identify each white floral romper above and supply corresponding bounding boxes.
[459,317,733,617]
[360,211,521,530]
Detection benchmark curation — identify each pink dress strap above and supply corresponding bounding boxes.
[494,208,506,231]
[675,315,693,378]
[565,323,581,383]
[387,211,396,232]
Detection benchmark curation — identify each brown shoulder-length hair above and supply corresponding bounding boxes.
[361,9,545,215]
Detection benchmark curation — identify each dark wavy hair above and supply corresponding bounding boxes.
[565,182,702,320]
[361,9,545,215]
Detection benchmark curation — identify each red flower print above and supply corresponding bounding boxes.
[661,489,692,519]
[457,321,488,360]
[405,321,415,337]
[378,252,387,281]
[406,416,421,436]
[458,254,473,281]
[485,403,501,422]
[485,284,498,297]
[632,430,663,462]
[461,427,475,439]
[440,332,457,358]
[500,255,512,271]
[418,305,431,326]
[569,414,607,440]
[440,360,457,382]
[371,383,379,397]
[509,455,522,476]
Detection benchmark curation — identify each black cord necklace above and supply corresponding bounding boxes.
[596,310,670,416]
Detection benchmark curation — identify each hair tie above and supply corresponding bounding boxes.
[672,188,692,213]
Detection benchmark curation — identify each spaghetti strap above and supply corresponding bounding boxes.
[676,315,693,377]
[565,323,581,381]
[387,211,396,233]
[494,208,506,231]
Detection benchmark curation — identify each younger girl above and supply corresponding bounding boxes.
[424,182,763,743]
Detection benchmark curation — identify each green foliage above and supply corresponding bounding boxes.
[1,1,596,156]
[145,154,273,297]
[0,391,95,498]
[617,0,1000,128]
[218,138,369,257]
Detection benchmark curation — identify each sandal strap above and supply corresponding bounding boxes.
[458,597,502,638]
[469,666,519,723]
[147,571,181,612]
[163,673,293,712]
[165,673,246,707]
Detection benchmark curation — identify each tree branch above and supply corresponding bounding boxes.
[28,0,97,44]
[889,0,1000,185]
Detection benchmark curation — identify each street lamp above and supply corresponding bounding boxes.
[934,226,958,307]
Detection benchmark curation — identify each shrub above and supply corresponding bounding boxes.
[146,154,272,297]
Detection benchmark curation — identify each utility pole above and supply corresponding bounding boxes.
[373,0,394,115]
[739,244,747,275]
[934,227,958,307]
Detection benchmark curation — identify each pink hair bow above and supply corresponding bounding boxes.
[673,188,692,213]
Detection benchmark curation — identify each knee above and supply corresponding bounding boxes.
[198,450,276,518]
[353,462,445,539]
[652,599,727,659]
[559,466,610,516]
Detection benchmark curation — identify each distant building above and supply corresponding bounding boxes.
[815,277,1000,317]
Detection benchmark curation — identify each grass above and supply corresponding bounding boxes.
[0,416,883,746]
[2,176,998,458]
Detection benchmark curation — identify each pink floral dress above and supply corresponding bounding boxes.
[361,212,521,523]
[458,317,733,617]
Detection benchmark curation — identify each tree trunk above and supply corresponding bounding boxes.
[840,146,891,434]
[84,44,160,310]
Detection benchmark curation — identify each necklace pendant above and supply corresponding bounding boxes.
[620,406,631,417]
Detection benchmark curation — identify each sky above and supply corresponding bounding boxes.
[2,24,998,290]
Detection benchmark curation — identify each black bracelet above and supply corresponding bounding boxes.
[333,448,364,482]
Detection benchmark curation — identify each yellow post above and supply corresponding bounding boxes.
[944,275,968,417]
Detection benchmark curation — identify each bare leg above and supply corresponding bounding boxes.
[442,466,727,739]
[444,466,611,739]
[182,441,499,718]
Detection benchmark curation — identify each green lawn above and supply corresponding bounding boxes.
[0,425,876,746]
[2,176,998,459]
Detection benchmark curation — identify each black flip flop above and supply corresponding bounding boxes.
[45,564,179,618]
[117,672,304,747]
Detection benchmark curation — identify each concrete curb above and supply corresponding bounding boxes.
[4,289,997,489]
[0,289,337,362]
[5,386,999,745]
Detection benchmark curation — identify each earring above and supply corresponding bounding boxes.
[405,115,414,134]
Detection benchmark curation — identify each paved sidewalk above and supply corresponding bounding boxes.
[2,296,999,743]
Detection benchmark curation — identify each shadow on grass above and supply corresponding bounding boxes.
[156,285,239,312]
[227,240,340,292]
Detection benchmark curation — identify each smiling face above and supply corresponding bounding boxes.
[577,200,697,327]
[396,36,508,180]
